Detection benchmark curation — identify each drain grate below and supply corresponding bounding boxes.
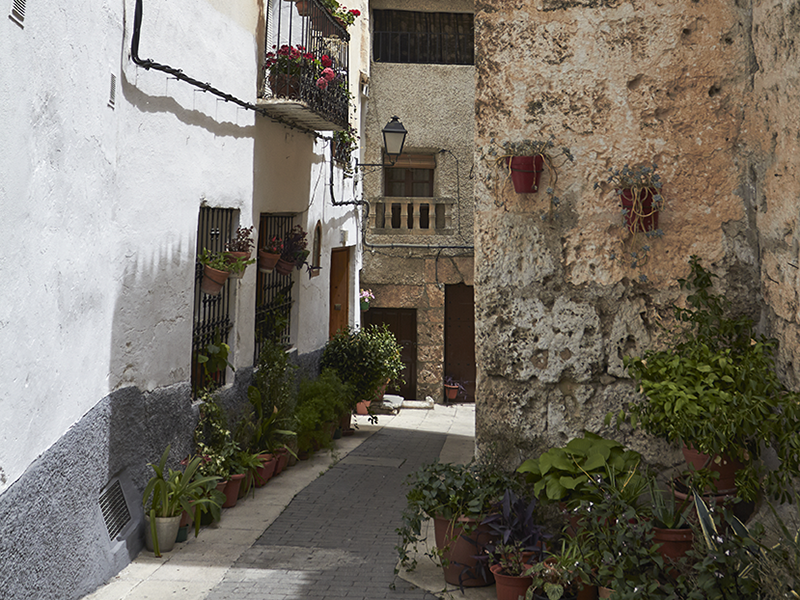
[99,479,131,541]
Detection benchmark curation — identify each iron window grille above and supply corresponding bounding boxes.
[254,214,296,362]
[192,207,237,394]
[372,10,474,65]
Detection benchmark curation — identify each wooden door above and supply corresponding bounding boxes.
[329,248,349,338]
[445,284,476,402]
[364,308,417,400]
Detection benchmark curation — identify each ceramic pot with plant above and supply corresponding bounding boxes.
[142,445,222,557]
[359,288,374,312]
[198,248,231,295]
[258,235,283,273]
[224,226,255,279]
[489,543,535,600]
[525,540,583,600]
[486,137,573,203]
[443,376,466,402]
[647,477,694,566]
[277,224,309,274]
[482,489,549,566]
[264,44,320,99]
[614,256,800,504]
[596,163,664,234]
[397,460,520,590]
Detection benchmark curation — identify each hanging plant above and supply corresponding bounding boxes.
[483,137,574,214]
[595,162,666,277]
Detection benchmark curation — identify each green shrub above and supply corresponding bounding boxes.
[293,369,353,453]
[321,324,404,407]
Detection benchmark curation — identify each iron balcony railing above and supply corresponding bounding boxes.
[260,0,350,130]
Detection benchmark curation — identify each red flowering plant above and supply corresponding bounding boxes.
[263,235,283,255]
[264,44,321,79]
[332,6,360,26]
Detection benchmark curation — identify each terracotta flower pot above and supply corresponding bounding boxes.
[653,526,694,563]
[681,445,743,492]
[433,516,497,587]
[200,265,229,295]
[294,0,311,16]
[491,563,534,600]
[255,454,277,487]
[444,384,459,401]
[274,447,289,475]
[505,155,544,193]
[275,257,295,276]
[618,187,659,233]
[225,251,250,279]
[258,250,280,273]
[356,400,371,415]
[222,473,246,508]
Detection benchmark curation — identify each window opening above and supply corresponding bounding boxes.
[192,207,236,394]
[373,10,474,65]
[383,154,435,198]
[254,214,296,360]
[311,222,322,275]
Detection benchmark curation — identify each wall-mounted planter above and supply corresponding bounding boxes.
[275,258,295,276]
[618,187,659,233]
[225,251,250,279]
[200,265,229,295]
[258,250,280,273]
[505,155,544,193]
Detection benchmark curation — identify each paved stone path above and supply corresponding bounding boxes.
[207,428,444,600]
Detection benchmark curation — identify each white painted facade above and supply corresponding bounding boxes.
[0,0,366,496]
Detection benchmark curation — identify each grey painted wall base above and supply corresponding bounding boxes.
[0,383,197,600]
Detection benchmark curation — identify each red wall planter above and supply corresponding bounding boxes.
[618,187,659,233]
[505,155,544,193]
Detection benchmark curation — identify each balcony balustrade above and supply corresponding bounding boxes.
[258,0,350,131]
[369,198,457,235]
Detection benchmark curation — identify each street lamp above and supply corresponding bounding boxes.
[357,116,408,167]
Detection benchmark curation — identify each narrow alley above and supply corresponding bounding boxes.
[82,404,483,600]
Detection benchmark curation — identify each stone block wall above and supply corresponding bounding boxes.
[472,0,791,468]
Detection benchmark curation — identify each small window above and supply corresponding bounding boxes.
[373,10,474,65]
[384,154,435,198]
[311,222,322,276]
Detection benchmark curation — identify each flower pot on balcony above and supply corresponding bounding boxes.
[200,265,229,296]
[505,155,544,193]
[360,300,370,312]
[258,250,280,273]
[269,73,301,100]
[294,0,311,16]
[618,187,659,233]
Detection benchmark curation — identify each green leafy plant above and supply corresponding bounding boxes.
[614,256,800,502]
[524,539,582,600]
[321,324,405,411]
[648,476,690,530]
[517,431,643,508]
[293,369,354,455]
[333,125,358,177]
[396,460,521,573]
[193,391,239,481]
[195,332,234,391]
[142,445,222,556]
[199,247,250,274]
[226,226,255,253]
[280,225,309,270]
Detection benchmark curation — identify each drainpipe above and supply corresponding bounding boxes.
[130,0,320,137]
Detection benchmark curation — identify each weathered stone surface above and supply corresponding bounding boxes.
[473,0,785,464]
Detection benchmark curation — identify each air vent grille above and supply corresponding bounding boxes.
[108,74,116,108]
[10,0,25,25]
[99,479,131,541]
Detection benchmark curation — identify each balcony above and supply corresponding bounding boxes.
[369,198,457,235]
[257,0,350,131]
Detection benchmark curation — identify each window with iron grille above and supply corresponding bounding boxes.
[373,10,474,65]
[254,214,296,362]
[192,207,237,394]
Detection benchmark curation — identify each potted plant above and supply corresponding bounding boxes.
[321,324,405,418]
[614,256,800,503]
[258,235,283,273]
[142,445,222,557]
[224,226,255,279]
[264,44,320,99]
[276,224,308,275]
[194,332,234,392]
[489,543,536,600]
[486,138,574,204]
[482,489,549,564]
[443,376,467,402]
[570,478,663,599]
[198,248,249,295]
[397,460,520,589]
[648,476,694,566]
[359,288,374,312]
[596,163,664,234]
[517,432,644,510]
[333,125,359,178]
[525,539,583,600]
